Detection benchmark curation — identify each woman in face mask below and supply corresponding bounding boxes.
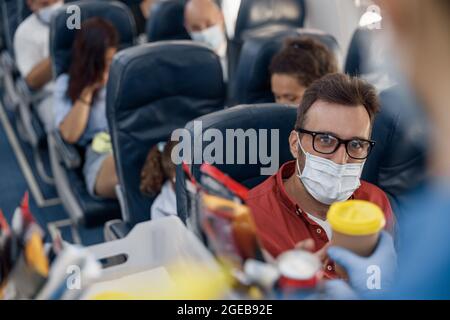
[53,18,119,199]
[246,73,395,278]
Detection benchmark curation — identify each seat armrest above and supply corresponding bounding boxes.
[104,219,132,241]
[52,131,81,169]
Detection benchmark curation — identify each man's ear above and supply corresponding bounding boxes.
[289,130,299,159]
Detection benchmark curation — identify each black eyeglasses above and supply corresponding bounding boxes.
[297,128,376,160]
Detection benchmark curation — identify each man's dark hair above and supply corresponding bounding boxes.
[295,73,380,129]
[269,37,338,88]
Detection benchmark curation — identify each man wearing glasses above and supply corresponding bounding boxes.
[247,73,394,278]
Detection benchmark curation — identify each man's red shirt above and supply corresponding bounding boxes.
[247,160,395,277]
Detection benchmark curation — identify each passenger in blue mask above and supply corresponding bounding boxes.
[324,0,450,299]
[13,0,64,133]
[184,0,228,81]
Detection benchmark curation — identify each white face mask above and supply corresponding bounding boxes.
[36,1,63,25]
[189,24,226,54]
[296,134,365,205]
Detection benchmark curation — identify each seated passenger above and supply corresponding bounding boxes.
[184,0,228,81]
[13,0,64,132]
[247,73,394,277]
[54,18,119,199]
[270,37,338,106]
[140,141,177,220]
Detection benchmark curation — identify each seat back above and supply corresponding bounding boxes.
[1,0,31,57]
[362,84,428,213]
[227,0,306,86]
[230,27,341,105]
[233,0,306,40]
[47,0,136,227]
[107,41,227,226]
[345,27,377,76]
[119,0,143,5]
[345,27,395,91]
[50,0,136,78]
[175,103,297,222]
[146,0,190,42]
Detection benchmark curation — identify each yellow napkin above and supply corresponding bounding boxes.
[92,132,112,154]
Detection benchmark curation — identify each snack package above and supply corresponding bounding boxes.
[1,192,49,299]
[201,194,264,267]
[199,163,248,203]
[181,163,265,267]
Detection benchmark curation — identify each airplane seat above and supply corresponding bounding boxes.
[344,27,393,91]
[175,103,296,226]
[2,0,81,185]
[233,0,306,40]
[105,41,226,239]
[1,0,30,57]
[227,0,306,85]
[0,16,4,52]
[345,27,377,76]
[362,84,428,218]
[146,0,190,42]
[119,0,143,5]
[0,2,9,80]
[0,0,54,183]
[0,0,31,110]
[47,0,137,228]
[230,27,341,105]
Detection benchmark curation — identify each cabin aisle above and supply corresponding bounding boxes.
[0,89,104,246]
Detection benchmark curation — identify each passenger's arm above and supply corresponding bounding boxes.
[14,26,52,90]
[25,57,53,90]
[59,86,95,144]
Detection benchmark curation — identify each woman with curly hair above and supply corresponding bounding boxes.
[270,37,338,106]
[140,141,178,219]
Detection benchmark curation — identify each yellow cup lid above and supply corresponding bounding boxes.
[327,200,386,236]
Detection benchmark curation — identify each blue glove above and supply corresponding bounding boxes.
[322,280,359,300]
[327,231,397,298]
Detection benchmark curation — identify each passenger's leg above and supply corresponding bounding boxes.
[94,154,118,199]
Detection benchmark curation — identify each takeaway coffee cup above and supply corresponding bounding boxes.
[327,200,386,278]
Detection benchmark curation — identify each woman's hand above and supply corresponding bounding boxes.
[59,83,99,144]
[90,78,105,91]
[79,78,104,104]
[79,86,95,106]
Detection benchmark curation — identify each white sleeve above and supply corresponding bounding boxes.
[150,182,178,220]
[13,23,44,77]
